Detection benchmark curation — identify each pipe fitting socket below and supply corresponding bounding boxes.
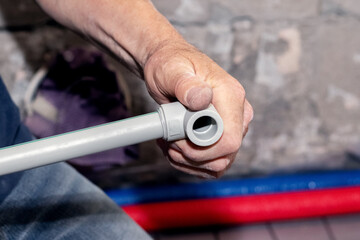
[158,102,223,146]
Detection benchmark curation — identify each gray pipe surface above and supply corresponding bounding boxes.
[0,102,223,175]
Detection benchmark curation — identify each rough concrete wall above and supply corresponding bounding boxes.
[1,0,360,177]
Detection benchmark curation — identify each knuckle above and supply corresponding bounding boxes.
[168,148,182,162]
[248,103,254,119]
[182,147,203,162]
[214,171,225,179]
[235,83,246,97]
[222,136,242,155]
[246,102,254,123]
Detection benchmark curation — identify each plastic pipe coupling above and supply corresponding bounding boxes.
[158,102,223,146]
[0,102,223,175]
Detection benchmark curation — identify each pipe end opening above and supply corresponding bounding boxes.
[186,109,223,147]
[192,116,218,141]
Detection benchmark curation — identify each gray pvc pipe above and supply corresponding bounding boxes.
[0,102,223,176]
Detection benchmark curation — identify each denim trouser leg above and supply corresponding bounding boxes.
[0,79,151,239]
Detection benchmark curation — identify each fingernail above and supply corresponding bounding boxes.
[186,86,213,110]
[169,143,181,151]
[198,173,217,179]
[226,158,231,166]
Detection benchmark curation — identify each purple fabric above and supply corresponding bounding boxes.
[25,48,137,171]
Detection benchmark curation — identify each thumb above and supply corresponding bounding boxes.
[174,73,213,111]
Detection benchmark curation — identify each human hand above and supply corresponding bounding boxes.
[144,41,253,178]
[36,0,253,178]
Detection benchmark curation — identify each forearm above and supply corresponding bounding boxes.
[36,0,185,73]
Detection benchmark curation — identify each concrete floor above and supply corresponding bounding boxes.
[154,214,360,240]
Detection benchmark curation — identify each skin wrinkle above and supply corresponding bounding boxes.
[168,148,227,170]
[168,158,218,179]
[147,46,215,110]
[168,139,232,172]
[148,53,205,106]
[91,4,147,75]
[243,100,254,134]
[174,134,239,163]
[175,77,210,109]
